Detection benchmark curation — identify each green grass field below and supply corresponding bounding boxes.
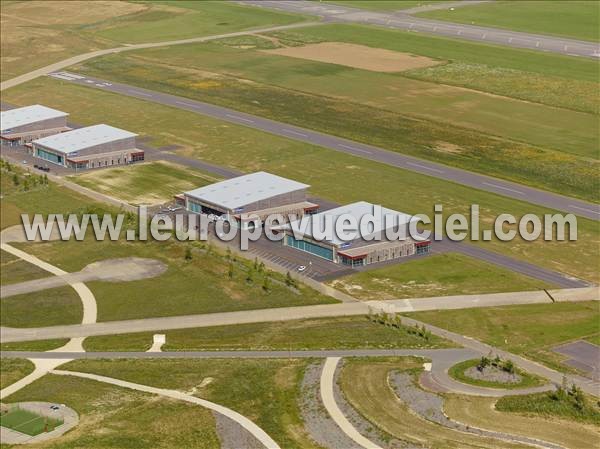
[3,78,598,284]
[0,358,34,390]
[0,249,50,285]
[3,374,221,448]
[60,358,321,449]
[82,316,454,351]
[0,339,71,352]
[69,30,599,201]
[69,161,220,206]
[1,408,63,436]
[447,358,544,390]
[328,253,551,300]
[408,301,600,373]
[418,1,600,42]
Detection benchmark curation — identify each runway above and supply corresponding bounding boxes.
[48,71,600,221]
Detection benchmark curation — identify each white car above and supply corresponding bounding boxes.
[297,265,307,272]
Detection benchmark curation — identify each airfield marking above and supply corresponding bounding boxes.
[569,205,600,216]
[225,113,255,123]
[407,161,444,174]
[482,182,524,195]
[281,129,309,137]
[338,143,372,154]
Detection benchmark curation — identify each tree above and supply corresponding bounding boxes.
[225,247,232,260]
[22,178,30,191]
[503,359,515,374]
[285,271,294,287]
[246,267,254,284]
[12,173,19,186]
[254,257,259,270]
[228,261,234,279]
[262,275,271,292]
[184,246,193,261]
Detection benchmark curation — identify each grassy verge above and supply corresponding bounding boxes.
[82,316,454,351]
[328,253,550,300]
[3,374,221,448]
[408,301,600,374]
[1,286,83,328]
[61,358,321,449]
[3,78,598,283]
[0,358,34,390]
[443,394,599,449]
[339,358,523,448]
[496,391,600,425]
[0,339,71,352]
[0,249,49,285]
[68,160,220,206]
[447,358,544,389]
[418,1,600,42]
[71,42,599,200]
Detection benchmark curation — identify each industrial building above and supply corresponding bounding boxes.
[31,124,143,169]
[0,105,70,145]
[282,201,431,266]
[182,171,319,228]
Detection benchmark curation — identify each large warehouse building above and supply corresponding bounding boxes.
[282,201,431,266]
[31,124,143,169]
[183,171,318,228]
[0,105,70,145]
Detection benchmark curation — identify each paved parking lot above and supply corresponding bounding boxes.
[552,340,600,380]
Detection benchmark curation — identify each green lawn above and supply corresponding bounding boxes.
[1,286,83,328]
[418,1,600,42]
[3,374,221,448]
[13,238,334,322]
[0,358,34,390]
[0,408,63,436]
[3,77,598,284]
[0,249,49,285]
[69,161,220,206]
[328,253,551,300]
[69,32,599,201]
[496,391,600,425]
[82,316,454,351]
[408,301,600,373]
[0,339,71,352]
[448,358,545,390]
[61,358,321,449]
[91,0,309,44]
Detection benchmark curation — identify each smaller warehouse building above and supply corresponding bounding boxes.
[31,124,143,169]
[183,171,318,228]
[282,201,431,266]
[0,105,70,145]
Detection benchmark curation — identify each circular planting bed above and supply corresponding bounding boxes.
[448,358,544,389]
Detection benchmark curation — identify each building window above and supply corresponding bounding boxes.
[416,243,431,255]
[36,148,62,165]
[286,235,333,261]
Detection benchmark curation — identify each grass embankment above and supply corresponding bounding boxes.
[3,374,221,448]
[4,78,598,284]
[339,358,527,448]
[0,358,34,390]
[82,316,454,351]
[418,1,600,42]
[72,36,599,200]
[0,0,306,81]
[329,253,551,300]
[69,161,219,206]
[444,395,599,449]
[448,358,544,389]
[409,301,600,373]
[60,358,320,449]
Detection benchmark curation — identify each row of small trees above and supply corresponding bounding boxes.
[1,159,49,191]
[552,376,587,410]
[478,354,515,374]
[367,310,432,341]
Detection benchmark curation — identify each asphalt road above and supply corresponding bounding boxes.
[239,0,600,59]
[48,72,600,222]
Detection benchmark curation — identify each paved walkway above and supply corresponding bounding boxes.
[51,369,281,449]
[0,22,318,91]
[320,357,382,449]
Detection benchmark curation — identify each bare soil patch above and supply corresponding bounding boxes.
[263,42,442,73]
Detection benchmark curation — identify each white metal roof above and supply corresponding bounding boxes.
[285,201,418,245]
[1,105,68,133]
[33,124,137,154]
[185,172,309,211]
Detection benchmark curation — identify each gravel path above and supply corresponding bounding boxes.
[214,412,263,449]
[389,372,565,449]
[300,360,362,449]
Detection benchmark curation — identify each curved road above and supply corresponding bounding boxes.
[240,0,600,59]
[49,72,600,222]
